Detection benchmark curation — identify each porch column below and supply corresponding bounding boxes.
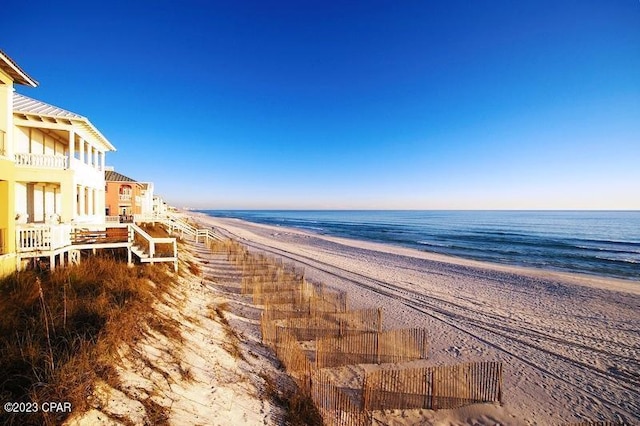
[79,185,85,216]
[68,130,75,165]
[100,151,105,170]
[93,147,99,169]
[87,188,94,216]
[79,138,85,164]
[96,189,104,220]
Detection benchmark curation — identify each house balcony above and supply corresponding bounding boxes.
[15,152,68,169]
[119,194,132,202]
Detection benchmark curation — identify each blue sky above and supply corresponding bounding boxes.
[3,1,639,209]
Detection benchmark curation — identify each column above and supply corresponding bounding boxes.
[93,147,99,169]
[87,188,94,216]
[100,151,105,171]
[68,130,75,165]
[79,138,85,164]
[79,185,85,216]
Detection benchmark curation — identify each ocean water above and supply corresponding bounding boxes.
[200,210,640,281]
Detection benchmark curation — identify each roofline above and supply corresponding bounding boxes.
[0,50,38,87]
[13,93,116,152]
[79,118,116,152]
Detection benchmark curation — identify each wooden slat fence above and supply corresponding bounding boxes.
[316,328,429,369]
[311,369,372,426]
[283,312,380,342]
[274,326,315,392]
[252,286,314,306]
[207,237,507,424]
[565,423,628,426]
[241,276,304,295]
[362,362,502,411]
[261,308,381,348]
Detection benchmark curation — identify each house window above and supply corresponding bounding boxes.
[119,185,132,202]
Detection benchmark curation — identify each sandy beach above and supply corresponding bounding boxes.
[188,211,639,425]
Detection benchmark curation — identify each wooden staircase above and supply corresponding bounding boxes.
[129,223,178,271]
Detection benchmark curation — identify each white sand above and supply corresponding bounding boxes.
[187,212,640,425]
[65,240,287,426]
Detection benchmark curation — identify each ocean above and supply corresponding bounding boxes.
[199,210,640,281]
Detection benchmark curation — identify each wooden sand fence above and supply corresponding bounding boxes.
[207,237,506,424]
[282,311,381,342]
[362,361,503,411]
[262,308,380,348]
[311,369,372,426]
[241,276,304,295]
[256,282,347,311]
[274,326,316,392]
[316,328,429,369]
[250,280,316,305]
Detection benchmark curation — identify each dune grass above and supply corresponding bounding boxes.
[0,255,174,426]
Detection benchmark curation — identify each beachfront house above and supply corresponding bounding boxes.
[0,50,38,275]
[12,93,115,225]
[104,168,155,221]
[152,195,168,216]
[0,50,178,275]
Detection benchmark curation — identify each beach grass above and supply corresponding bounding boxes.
[0,255,175,425]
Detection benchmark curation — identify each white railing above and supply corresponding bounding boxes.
[16,224,71,252]
[133,213,168,223]
[119,194,132,202]
[130,223,178,270]
[105,216,121,223]
[196,228,224,243]
[14,152,68,169]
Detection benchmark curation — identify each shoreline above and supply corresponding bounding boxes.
[191,211,640,296]
[185,210,640,423]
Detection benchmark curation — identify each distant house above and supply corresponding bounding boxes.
[153,195,168,215]
[104,169,154,219]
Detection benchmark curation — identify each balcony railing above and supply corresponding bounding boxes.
[119,194,132,202]
[15,153,68,169]
[16,224,72,252]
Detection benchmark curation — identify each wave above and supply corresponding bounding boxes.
[200,210,640,281]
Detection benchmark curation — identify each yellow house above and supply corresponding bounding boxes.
[0,50,122,275]
[12,92,116,225]
[0,50,38,276]
[1,50,178,275]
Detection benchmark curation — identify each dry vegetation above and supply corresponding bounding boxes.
[259,371,323,426]
[0,254,175,426]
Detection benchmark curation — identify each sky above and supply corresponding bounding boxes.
[3,1,639,209]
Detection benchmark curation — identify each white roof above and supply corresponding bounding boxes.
[0,50,38,87]
[13,93,116,151]
[13,92,83,119]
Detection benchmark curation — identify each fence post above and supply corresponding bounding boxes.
[431,368,436,410]
[498,363,503,405]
